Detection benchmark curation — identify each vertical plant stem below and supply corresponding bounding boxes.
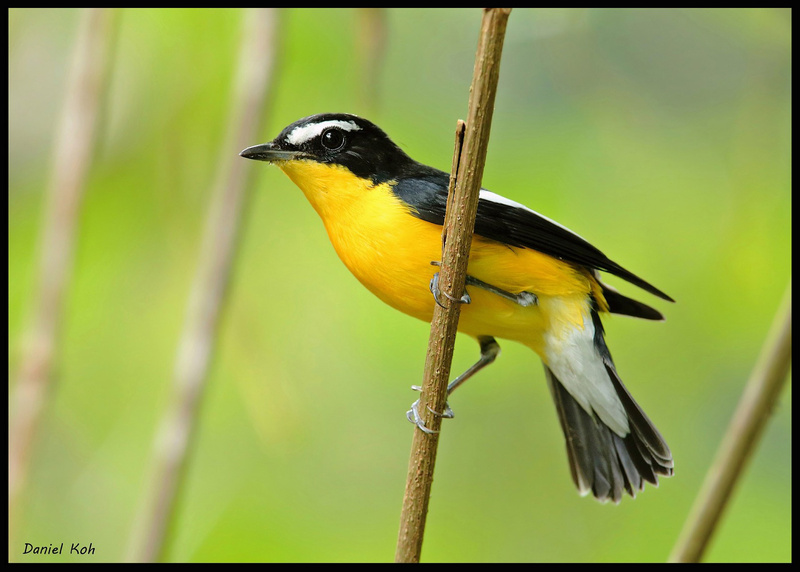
[356,8,387,115]
[8,7,118,557]
[669,282,792,562]
[395,8,512,563]
[125,8,281,562]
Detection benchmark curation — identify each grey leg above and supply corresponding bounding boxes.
[407,336,501,433]
[429,262,538,309]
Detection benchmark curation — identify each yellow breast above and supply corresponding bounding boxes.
[276,160,599,356]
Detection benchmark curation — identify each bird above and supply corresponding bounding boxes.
[240,112,674,503]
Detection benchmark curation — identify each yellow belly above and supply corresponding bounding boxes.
[278,160,599,357]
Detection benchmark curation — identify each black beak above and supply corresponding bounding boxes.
[239,142,302,162]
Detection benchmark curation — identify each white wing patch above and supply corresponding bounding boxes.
[478,189,589,242]
[543,299,629,436]
[286,119,362,146]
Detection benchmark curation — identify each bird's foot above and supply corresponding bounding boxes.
[406,385,455,434]
[429,269,471,309]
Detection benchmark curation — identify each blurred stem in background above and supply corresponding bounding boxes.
[670,282,792,562]
[355,8,388,117]
[123,8,281,562]
[8,8,119,558]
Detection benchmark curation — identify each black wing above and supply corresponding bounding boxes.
[392,170,674,303]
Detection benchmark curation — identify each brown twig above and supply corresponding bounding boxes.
[8,8,118,558]
[124,8,281,562]
[669,282,792,562]
[395,8,512,563]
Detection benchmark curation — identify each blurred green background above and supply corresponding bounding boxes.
[8,8,791,563]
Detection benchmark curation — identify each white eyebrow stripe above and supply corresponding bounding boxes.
[478,189,589,242]
[286,120,362,146]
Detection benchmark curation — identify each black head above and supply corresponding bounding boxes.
[240,113,420,184]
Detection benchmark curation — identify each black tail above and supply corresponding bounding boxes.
[544,311,673,502]
[545,365,673,502]
[602,283,665,321]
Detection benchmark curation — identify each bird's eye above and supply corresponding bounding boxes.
[320,127,346,151]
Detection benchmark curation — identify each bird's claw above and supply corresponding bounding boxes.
[407,385,455,434]
[429,269,471,309]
